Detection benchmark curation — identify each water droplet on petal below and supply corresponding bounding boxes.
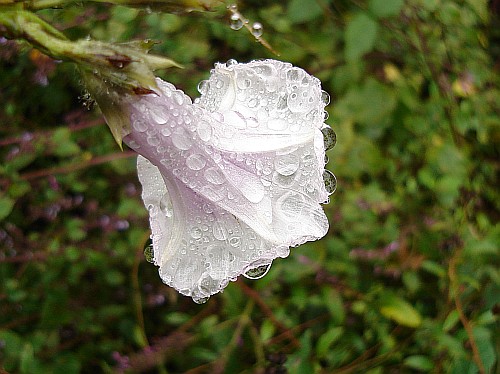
[193,296,209,304]
[197,80,209,94]
[186,153,207,170]
[159,193,173,217]
[172,128,192,150]
[323,169,337,194]
[230,14,243,30]
[321,90,331,105]
[244,263,271,279]
[197,120,212,141]
[226,59,238,67]
[274,153,300,176]
[190,226,202,239]
[321,126,337,150]
[143,240,154,263]
[251,22,263,37]
[323,110,329,121]
[204,167,225,185]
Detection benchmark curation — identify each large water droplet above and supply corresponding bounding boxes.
[186,154,207,170]
[226,59,238,67]
[244,263,271,279]
[172,128,192,150]
[251,22,263,37]
[197,121,212,141]
[143,240,154,263]
[274,153,300,176]
[193,296,209,304]
[323,169,337,194]
[230,14,243,30]
[321,127,337,150]
[321,90,330,105]
[204,167,225,185]
[132,117,148,132]
[197,80,209,94]
[159,193,173,217]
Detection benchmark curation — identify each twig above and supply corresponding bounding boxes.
[448,249,486,374]
[237,281,300,349]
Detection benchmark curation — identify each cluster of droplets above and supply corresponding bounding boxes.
[127,60,337,303]
[228,4,265,38]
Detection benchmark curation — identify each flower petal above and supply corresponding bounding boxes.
[125,59,333,301]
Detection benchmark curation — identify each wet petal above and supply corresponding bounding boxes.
[124,59,334,301]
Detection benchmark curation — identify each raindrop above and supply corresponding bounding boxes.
[323,111,329,121]
[244,263,272,279]
[230,14,243,30]
[132,117,148,132]
[159,193,173,217]
[228,4,238,11]
[321,90,331,105]
[229,237,241,247]
[204,167,225,185]
[274,153,300,176]
[143,240,154,263]
[197,80,209,94]
[186,154,207,170]
[197,121,212,141]
[323,169,337,194]
[172,128,192,150]
[190,227,202,239]
[251,22,263,37]
[193,296,209,304]
[321,126,337,150]
[226,59,238,67]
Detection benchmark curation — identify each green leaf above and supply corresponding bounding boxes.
[369,0,404,18]
[404,355,434,371]
[316,327,344,358]
[379,292,422,327]
[345,13,378,62]
[0,195,15,220]
[287,0,323,23]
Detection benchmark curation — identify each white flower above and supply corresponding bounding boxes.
[123,59,335,303]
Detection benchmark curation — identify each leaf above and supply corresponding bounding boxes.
[0,195,15,220]
[287,0,323,23]
[316,327,344,358]
[369,0,404,18]
[379,292,422,327]
[345,13,378,62]
[404,355,434,371]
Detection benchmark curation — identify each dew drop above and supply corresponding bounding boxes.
[132,117,148,132]
[323,169,337,194]
[204,167,225,185]
[321,126,337,150]
[190,227,202,239]
[197,80,209,94]
[160,127,171,137]
[193,296,209,304]
[226,59,238,67]
[159,193,173,217]
[244,263,271,279]
[229,237,241,247]
[197,120,212,141]
[274,153,300,176]
[323,110,329,121]
[321,90,331,105]
[143,240,154,263]
[172,128,192,150]
[186,153,207,171]
[251,22,263,37]
[230,14,243,30]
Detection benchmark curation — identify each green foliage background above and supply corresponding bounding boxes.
[0,0,499,373]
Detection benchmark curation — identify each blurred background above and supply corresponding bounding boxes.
[0,0,499,373]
